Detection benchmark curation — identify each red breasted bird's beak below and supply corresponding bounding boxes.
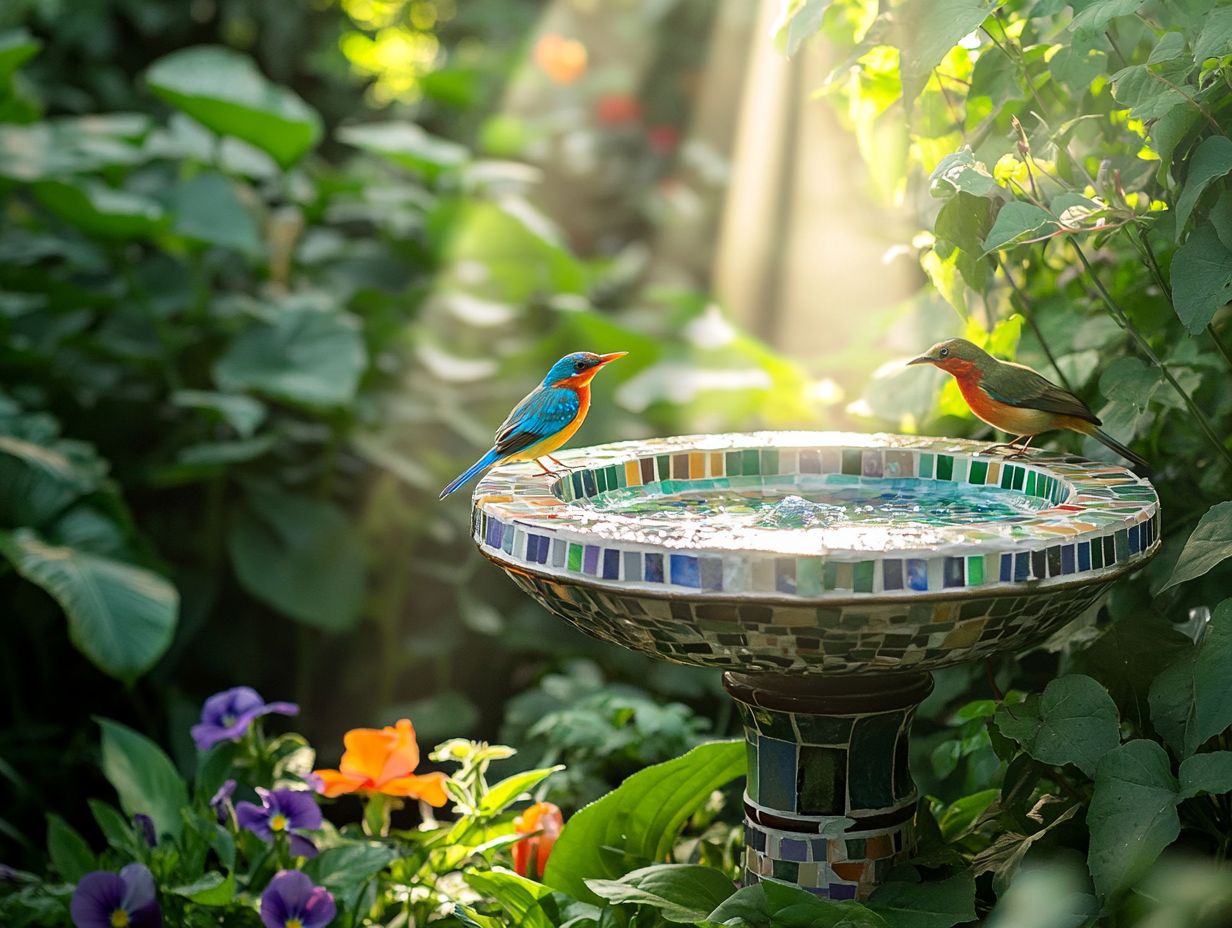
[596,351,628,365]
[907,355,936,366]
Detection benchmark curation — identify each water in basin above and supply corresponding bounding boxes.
[587,475,1050,533]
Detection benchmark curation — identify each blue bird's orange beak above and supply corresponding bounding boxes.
[596,351,628,366]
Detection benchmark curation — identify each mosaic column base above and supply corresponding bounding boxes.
[724,671,933,900]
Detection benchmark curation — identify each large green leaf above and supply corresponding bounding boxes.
[33,180,165,240]
[1086,740,1179,899]
[0,117,146,181]
[867,873,977,928]
[213,301,367,408]
[1178,751,1232,800]
[145,46,322,168]
[0,433,100,527]
[98,718,190,841]
[896,1,1003,103]
[0,28,41,85]
[0,529,177,681]
[1195,6,1232,61]
[774,0,834,57]
[1148,598,1232,756]
[462,869,556,928]
[1071,0,1146,34]
[981,202,1057,254]
[1173,137,1232,238]
[164,172,260,254]
[994,674,1121,776]
[302,845,397,895]
[478,766,565,816]
[46,814,95,882]
[1170,224,1232,334]
[1078,615,1191,728]
[337,122,468,176]
[226,480,366,632]
[586,864,736,923]
[707,881,888,927]
[1159,502,1232,591]
[543,740,745,903]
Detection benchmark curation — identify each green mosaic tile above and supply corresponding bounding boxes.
[726,450,742,475]
[966,556,984,586]
[761,448,779,475]
[853,561,874,593]
[969,460,987,485]
[918,453,934,478]
[656,455,670,480]
[567,543,583,572]
[743,449,761,475]
[937,455,954,480]
[797,559,823,596]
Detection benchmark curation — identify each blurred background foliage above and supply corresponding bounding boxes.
[3,0,1232,921]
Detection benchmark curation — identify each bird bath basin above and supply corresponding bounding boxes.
[469,432,1159,899]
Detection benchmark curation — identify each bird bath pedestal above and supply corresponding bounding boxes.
[469,433,1159,899]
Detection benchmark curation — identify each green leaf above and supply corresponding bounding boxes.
[1078,615,1191,728]
[543,740,745,904]
[930,150,998,199]
[981,202,1057,254]
[164,172,260,254]
[708,881,888,927]
[33,180,164,240]
[479,766,565,816]
[1170,223,1232,334]
[1174,137,1232,238]
[1086,740,1179,899]
[1071,0,1146,34]
[0,29,41,84]
[0,433,99,527]
[46,814,95,882]
[301,844,397,894]
[97,718,189,841]
[169,871,235,906]
[1109,65,1186,121]
[226,480,366,632]
[776,0,834,57]
[213,301,367,408]
[1194,6,1232,61]
[0,529,177,681]
[463,868,556,928]
[1160,502,1232,591]
[170,390,266,438]
[1149,599,1232,756]
[145,46,321,168]
[88,800,137,855]
[337,122,468,176]
[994,675,1120,776]
[867,873,976,928]
[1178,751,1232,799]
[586,864,736,923]
[897,1,1003,103]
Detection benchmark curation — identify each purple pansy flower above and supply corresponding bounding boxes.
[192,686,298,752]
[134,814,157,848]
[260,871,336,928]
[70,863,162,928]
[237,788,322,858]
[210,778,237,824]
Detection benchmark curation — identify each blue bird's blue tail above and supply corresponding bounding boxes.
[439,448,503,500]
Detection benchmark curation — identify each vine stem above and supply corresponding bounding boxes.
[1072,242,1232,471]
[994,257,1076,393]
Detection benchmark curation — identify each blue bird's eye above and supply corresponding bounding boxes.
[574,359,586,372]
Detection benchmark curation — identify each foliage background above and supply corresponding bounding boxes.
[3,0,1232,924]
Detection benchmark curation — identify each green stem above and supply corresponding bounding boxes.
[1072,242,1232,471]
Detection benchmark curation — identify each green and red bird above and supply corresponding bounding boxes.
[908,337,1149,470]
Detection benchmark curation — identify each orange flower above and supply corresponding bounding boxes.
[512,802,564,878]
[312,719,448,806]
[533,33,587,85]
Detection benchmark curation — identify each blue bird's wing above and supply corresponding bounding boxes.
[493,386,580,458]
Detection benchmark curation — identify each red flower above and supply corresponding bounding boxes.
[595,94,642,126]
[512,802,564,878]
[647,124,680,154]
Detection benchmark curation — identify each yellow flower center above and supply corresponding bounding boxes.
[287,919,304,928]
[269,813,289,832]
[111,911,130,928]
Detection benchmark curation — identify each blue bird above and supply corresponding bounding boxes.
[439,351,627,500]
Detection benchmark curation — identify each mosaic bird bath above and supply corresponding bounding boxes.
[469,432,1160,899]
